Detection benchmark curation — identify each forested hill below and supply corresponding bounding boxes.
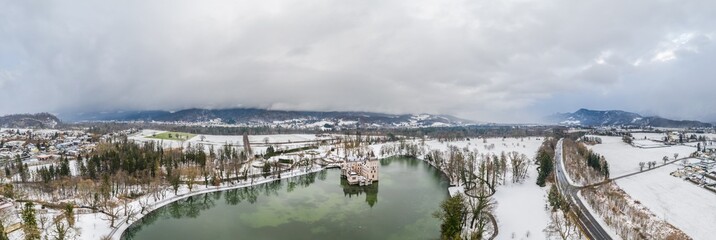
[0,113,61,128]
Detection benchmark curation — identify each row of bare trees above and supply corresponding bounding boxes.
[581,183,689,240]
[378,139,536,239]
[562,139,609,185]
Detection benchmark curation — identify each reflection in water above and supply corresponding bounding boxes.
[380,157,420,168]
[122,157,446,240]
[123,172,321,239]
[341,177,379,207]
[380,157,393,166]
[123,193,218,239]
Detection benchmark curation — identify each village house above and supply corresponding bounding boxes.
[36,154,53,161]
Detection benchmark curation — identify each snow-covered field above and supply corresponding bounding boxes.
[588,136,713,239]
[492,169,549,240]
[631,132,667,141]
[132,129,326,144]
[421,137,543,154]
[631,139,666,148]
[198,133,326,145]
[423,137,550,239]
[587,136,695,176]
[694,133,716,140]
[129,129,332,154]
[615,162,716,240]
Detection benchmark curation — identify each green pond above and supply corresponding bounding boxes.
[122,157,449,240]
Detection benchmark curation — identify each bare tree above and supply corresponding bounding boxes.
[50,219,80,240]
[183,166,199,192]
[51,220,69,240]
[138,196,151,214]
[38,214,49,231]
[101,202,120,228]
[509,152,529,183]
[544,211,581,240]
[125,208,138,224]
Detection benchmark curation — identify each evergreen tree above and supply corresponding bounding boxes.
[433,194,467,240]
[536,149,553,187]
[601,161,610,179]
[16,155,28,182]
[64,204,75,227]
[0,221,9,240]
[169,173,181,195]
[262,163,271,178]
[547,184,562,211]
[266,146,275,156]
[21,202,40,240]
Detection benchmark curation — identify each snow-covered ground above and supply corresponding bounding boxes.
[694,133,716,140]
[631,139,666,148]
[631,132,667,141]
[131,129,326,144]
[588,136,713,239]
[25,159,81,176]
[0,128,60,135]
[492,169,549,240]
[587,136,695,176]
[76,213,113,240]
[421,137,544,154]
[615,162,716,240]
[198,133,326,145]
[423,137,550,239]
[476,138,550,240]
[128,129,332,154]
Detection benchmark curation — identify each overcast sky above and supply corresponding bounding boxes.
[1,0,715,123]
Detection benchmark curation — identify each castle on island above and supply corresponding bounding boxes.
[341,159,379,186]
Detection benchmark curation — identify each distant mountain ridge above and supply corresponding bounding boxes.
[60,108,475,128]
[548,108,712,128]
[0,113,61,128]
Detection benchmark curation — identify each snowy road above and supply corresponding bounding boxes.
[554,138,613,240]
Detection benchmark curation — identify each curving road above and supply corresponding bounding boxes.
[554,138,613,240]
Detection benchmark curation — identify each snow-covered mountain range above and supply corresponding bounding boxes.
[60,108,475,129]
[547,108,711,128]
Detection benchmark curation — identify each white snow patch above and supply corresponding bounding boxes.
[587,136,695,176]
[615,164,716,240]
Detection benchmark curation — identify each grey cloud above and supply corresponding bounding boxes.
[1,0,715,123]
